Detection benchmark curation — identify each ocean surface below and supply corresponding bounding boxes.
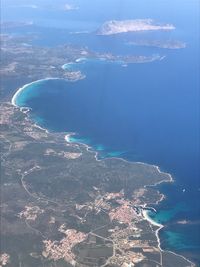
[3,0,200,264]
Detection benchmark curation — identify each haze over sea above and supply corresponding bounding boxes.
[3,0,200,264]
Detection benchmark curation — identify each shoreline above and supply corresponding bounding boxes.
[143,210,196,267]
[11,78,64,107]
[10,79,195,267]
[142,209,163,249]
[64,133,174,184]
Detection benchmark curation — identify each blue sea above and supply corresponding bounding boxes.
[3,0,200,264]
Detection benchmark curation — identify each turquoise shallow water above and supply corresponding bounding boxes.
[12,53,200,263]
[68,134,125,158]
[165,231,186,249]
[5,0,200,264]
[13,79,51,107]
[147,203,189,224]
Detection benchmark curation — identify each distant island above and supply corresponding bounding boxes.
[63,3,78,11]
[127,40,186,49]
[0,21,34,29]
[97,19,175,35]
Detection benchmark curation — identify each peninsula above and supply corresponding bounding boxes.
[0,33,195,267]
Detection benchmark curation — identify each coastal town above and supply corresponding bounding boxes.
[0,100,195,267]
[0,12,196,267]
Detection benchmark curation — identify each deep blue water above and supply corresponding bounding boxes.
[4,0,200,264]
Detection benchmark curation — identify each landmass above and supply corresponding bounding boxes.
[0,21,34,30]
[0,102,195,267]
[97,19,175,35]
[4,3,78,12]
[127,40,186,49]
[0,33,195,267]
[63,3,78,11]
[0,33,165,100]
[95,53,164,64]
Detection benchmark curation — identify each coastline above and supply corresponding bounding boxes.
[143,210,196,267]
[10,79,195,267]
[142,209,163,249]
[64,133,174,186]
[11,78,64,107]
